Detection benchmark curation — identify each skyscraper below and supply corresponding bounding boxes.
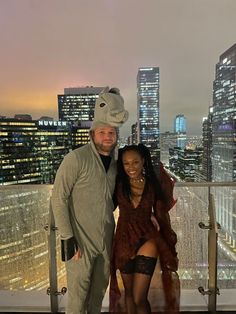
[174,114,187,149]
[211,43,236,250]
[137,67,160,169]
[131,122,138,145]
[202,108,213,182]
[212,44,236,182]
[174,114,187,133]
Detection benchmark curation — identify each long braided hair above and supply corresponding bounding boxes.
[116,144,166,203]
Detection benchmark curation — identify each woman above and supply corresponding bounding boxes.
[109,144,179,314]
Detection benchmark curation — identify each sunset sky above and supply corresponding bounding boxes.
[0,0,236,136]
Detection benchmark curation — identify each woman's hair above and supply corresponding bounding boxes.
[117,144,166,202]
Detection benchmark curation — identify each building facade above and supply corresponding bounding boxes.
[174,114,187,149]
[174,114,187,133]
[169,146,203,182]
[131,122,138,145]
[137,67,160,169]
[211,43,236,249]
[0,118,71,185]
[160,132,178,167]
[212,44,236,182]
[202,108,213,182]
[58,86,104,123]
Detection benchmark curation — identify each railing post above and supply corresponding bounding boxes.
[208,190,219,313]
[47,199,59,313]
[198,189,220,312]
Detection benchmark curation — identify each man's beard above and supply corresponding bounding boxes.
[94,142,117,154]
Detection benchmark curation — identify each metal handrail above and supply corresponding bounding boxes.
[47,200,59,314]
[208,192,219,312]
[197,189,224,313]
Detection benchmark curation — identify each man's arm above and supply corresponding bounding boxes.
[51,151,83,261]
[51,151,83,260]
[51,151,79,239]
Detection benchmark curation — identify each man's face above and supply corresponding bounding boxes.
[92,126,117,155]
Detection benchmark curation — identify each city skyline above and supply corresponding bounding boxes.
[0,0,236,136]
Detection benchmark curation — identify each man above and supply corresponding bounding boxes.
[51,87,128,314]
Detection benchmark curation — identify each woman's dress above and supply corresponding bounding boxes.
[113,181,159,271]
[109,164,180,313]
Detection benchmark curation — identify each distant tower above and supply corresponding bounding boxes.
[202,107,213,181]
[174,114,187,149]
[137,67,160,169]
[58,86,104,122]
[131,122,138,145]
[174,114,186,133]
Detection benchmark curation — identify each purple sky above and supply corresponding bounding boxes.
[0,0,236,136]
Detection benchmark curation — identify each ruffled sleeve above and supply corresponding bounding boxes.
[154,163,180,312]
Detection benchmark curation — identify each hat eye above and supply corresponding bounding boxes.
[100,103,106,107]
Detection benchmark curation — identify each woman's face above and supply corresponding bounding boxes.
[122,150,144,180]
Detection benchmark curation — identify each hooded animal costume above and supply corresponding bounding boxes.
[51,87,128,314]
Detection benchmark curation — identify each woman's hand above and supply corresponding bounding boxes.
[151,213,160,231]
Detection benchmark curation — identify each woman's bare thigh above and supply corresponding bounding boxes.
[136,238,158,258]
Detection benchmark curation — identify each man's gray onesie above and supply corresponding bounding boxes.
[51,138,116,314]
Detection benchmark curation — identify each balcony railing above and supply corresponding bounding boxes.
[0,183,235,313]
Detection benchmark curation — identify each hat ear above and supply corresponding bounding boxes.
[109,87,120,95]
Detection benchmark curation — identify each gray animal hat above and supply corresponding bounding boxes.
[90,87,129,130]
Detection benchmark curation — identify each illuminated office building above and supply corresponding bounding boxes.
[137,67,160,169]
[202,108,213,182]
[131,122,138,145]
[71,121,91,150]
[211,43,236,249]
[212,44,236,182]
[58,86,104,122]
[0,118,71,185]
[176,133,187,150]
[169,146,203,182]
[174,114,187,149]
[160,132,178,167]
[174,114,187,133]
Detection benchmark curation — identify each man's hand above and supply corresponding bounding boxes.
[73,248,82,261]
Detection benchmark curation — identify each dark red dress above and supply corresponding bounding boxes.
[109,164,180,313]
[113,182,159,271]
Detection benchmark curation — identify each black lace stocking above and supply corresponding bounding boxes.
[121,255,157,314]
[134,255,157,275]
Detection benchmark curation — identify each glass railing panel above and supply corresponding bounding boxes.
[0,185,52,311]
[174,185,209,311]
[211,185,236,311]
